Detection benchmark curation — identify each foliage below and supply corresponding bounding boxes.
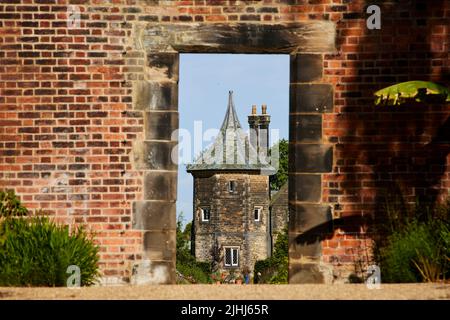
[269,139,289,191]
[254,227,288,284]
[0,215,100,286]
[176,262,211,284]
[176,213,212,284]
[374,81,450,106]
[376,198,450,283]
[0,190,28,218]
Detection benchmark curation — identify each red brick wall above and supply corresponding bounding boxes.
[0,0,449,282]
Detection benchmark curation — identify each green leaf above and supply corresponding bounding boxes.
[374,81,450,106]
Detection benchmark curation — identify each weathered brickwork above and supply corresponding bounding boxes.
[0,0,448,284]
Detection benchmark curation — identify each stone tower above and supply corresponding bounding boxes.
[187,91,274,275]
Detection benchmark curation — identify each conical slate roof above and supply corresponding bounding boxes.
[186,91,273,173]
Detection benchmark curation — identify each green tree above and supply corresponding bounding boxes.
[269,139,288,191]
[254,227,288,284]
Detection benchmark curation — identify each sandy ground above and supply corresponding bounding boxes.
[0,283,449,300]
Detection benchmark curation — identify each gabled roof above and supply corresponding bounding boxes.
[186,91,274,174]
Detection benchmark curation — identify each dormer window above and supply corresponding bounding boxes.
[254,206,262,221]
[200,207,210,222]
[228,180,236,193]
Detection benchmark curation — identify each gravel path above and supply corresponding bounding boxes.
[0,284,449,300]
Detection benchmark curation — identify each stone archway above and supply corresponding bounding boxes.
[130,22,337,284]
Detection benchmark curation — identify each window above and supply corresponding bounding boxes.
[200,207,210,222]
[224,247,239,267]
[254,206,262,221]
[228,180,236,193]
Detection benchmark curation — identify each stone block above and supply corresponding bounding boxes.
[143,230,176,260]
[289,233,322,258]
[131,259,175,285]
[134,81,177,111]
[290,84,333,113]
[143,171,177,201]
[133,140,178,171]
[289,173,321,202]
[132,200,176,230]
[290,114,322,143]
[289,263,325,284]
[289,203,333,234]
[147,52,179,81]
[290,144,333,173]
[290,54,323,82]
[144,111,178,141]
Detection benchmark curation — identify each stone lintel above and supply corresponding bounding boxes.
[142,22,336,54]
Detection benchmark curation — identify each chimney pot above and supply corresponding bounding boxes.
[261,104,267,114]
[251,105,257,115]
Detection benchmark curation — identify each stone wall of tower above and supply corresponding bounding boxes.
[270,184,289,245]
[192,172,270,273]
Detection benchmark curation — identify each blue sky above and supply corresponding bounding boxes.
[177,54,289,223]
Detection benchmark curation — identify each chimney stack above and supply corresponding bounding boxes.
[248,104,271,164]
[258,105,270,163]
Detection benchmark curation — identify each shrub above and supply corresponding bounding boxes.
[377,199,450,283]
[176,213,211,284]
[0,216,100,286]
[176,262,212,284]
[0,190,28,217]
